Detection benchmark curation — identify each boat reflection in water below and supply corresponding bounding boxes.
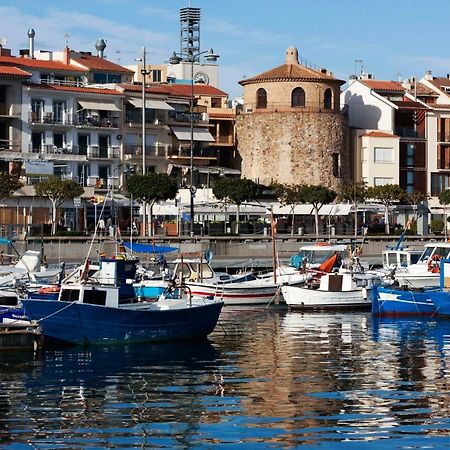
[4,311,450,447]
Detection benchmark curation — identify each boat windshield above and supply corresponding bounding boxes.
[299,249,339,264]
[418,246,450,263]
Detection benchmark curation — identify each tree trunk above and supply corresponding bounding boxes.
[384,205,389,234]
[149,200,155,237]
[236,204,240,234]
[290,205,295,236]
[51,199,57,235]
[314,207,320,237]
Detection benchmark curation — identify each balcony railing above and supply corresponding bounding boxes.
[125,111,156,125]
[28,111,73,125]
[167,146,218,159]
[168,110,204,124]
[124,144,169,157]
[28,144,79,155]
[74,114,119,128]
[40,78,85,87]
[87,145,120,159]
[395,127,425,138]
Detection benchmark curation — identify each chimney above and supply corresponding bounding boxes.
[27,28,35,58]
[424,70,433,81]
[95,39,106,58]
[63,46,70,65]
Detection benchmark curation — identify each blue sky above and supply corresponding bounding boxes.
[1,0,450,98]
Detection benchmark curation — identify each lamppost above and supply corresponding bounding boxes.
[169,48,219,236]
[136,47,150,236]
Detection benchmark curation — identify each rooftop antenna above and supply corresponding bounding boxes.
[354,59,362,76]
[0,37,7,48]
[116,50,121,64]
[64,33,70,48]
[396,72,402,82]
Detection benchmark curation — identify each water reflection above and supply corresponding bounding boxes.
[2,311,450,448]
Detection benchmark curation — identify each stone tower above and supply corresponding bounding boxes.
[236,47,348,189]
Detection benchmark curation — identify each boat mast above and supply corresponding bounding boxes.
[271,207,277,285]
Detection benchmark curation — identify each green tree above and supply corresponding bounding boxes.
[302,184,337,237]
[272,183,308,236]
[213,177,260,234]
[126,173,178,236]
[35,177,84,235]
[338,181,369,237]
[438,189,450,238]
[367,184,404,234]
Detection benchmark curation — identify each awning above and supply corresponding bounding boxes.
[171,126,215,142]
[78,99,121,111]
[127,97,174,110]
[319,204,352,216]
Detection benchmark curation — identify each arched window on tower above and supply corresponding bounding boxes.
[291,87,306,108]
[324,88,332,109]
[256,88,267,109]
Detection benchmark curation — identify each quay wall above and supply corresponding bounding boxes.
[4,235,437,265]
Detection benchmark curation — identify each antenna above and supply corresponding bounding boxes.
[64,33,70,47]
[0,37,7,47]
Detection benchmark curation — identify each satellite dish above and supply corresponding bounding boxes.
[0,37,7,46]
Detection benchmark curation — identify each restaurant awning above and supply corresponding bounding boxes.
[127,97,174,110]
[78,99,121,111]
[171,126,215,142]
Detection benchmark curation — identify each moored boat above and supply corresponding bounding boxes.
[21,258,224,345]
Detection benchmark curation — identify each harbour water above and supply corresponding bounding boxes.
[2,309,450,448]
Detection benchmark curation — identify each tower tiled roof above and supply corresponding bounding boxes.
[239,63,344,86]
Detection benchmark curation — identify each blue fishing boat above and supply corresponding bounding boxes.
[426,258,450,317]
[372,284,438,317]
[21,258,224,346]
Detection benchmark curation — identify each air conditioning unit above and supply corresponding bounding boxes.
[246,108,253,113]
[87,176,98,187]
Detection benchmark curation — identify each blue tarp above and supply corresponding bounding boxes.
[0,238,11,245]
[123,242,178,254]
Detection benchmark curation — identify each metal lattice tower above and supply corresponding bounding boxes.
[180,7,201,62]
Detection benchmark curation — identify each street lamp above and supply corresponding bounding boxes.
[136,47,151,236]
[169,48,220,236]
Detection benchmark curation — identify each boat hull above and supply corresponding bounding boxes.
[372,285,437,316]
[187,281,279,306]
[281,285,372,310]
[429,291,450,317]
[21,299,224,345]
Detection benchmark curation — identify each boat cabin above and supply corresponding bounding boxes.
[290,243,349,269]
[173,257,232,283]
[417,243,450,264]
[58,259,138,307]
[382,249,422,269]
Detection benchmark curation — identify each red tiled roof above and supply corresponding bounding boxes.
[209,112,236,119]
[165,84,228,97]
[0,66,31,77]
[361,80,405,92]
[119,83,172,95]
[412,83,439,96]
[24,82,122,95]
[72,53,133,73]
[240,63,344,86]
[0,55,85,72]
[433,104,450,109]
[392,100,428,109]
[361,131,399,138]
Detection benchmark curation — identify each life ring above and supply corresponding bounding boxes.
[38,285,60,294]
[428,254,442,273]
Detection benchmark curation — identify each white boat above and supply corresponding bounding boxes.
[281,269,383,310]
[389,242,450,288]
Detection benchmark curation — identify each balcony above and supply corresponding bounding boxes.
[394,127,425,139]
[28,111,72,126]
[124,144,169,158]
[125,110,157,125]
[168,110,205,124]
[87,145,120,159]
[166,146,218,159]
[28,144,79,155]
[40,78,85,87]
[74,114,119,128]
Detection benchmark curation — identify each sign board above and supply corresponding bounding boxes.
[25,160,54,176]
[73,197,82,208]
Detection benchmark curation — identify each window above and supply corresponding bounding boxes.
[291,87,305,107]
[332,153,339,177]
[374,177,394,186]
[53,101,65,124]
[362,147,367,162]
[406,171,414,193]
[374,147,394,163]
[406,143,414,166]
[92,72,122,84]
[152,69,162,82]
[431,172,450,196]
[256,88,267,109]
[323,89,332,109]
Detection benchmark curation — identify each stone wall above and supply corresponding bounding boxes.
[236,110,349,188]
